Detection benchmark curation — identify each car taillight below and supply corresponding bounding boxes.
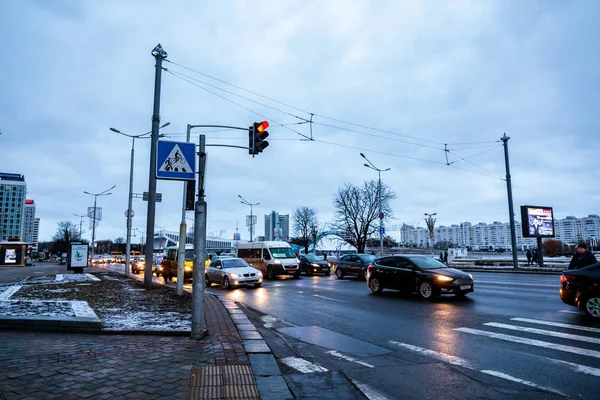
[368,265,374,271]
[560,274,575,283]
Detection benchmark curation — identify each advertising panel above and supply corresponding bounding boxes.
[520,205,555,238]
[4,249,16,264]
[70,244,89,267]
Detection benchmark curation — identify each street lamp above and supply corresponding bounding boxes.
[73,214,86,241]
[424,213,437,256]
[360,153,390,256]
[83,185,115,260]
[109,122,170,275]
[238,195,259,242]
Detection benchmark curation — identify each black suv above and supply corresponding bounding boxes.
[560,263,600,319]
[367,255,474,299]
[298,254,331,276]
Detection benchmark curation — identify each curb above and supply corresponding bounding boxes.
[215,295,294,400]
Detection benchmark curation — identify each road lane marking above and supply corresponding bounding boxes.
[280,357,328,373]
[388,341,475,368]
[454,327,600,358]
[559,310,582,314]
[474,280,556,288]
[351,380,390,400]
[479,370,566,396]
[511,318,600,334]
[484,322,600,344]
[326,350,374,368]
[389,341,564,395]
[313,294,347,302]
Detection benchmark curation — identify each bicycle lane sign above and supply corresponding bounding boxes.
[156,140,196,181]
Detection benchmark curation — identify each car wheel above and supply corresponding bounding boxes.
[336,269,344,279]
[583,295,600,319]
[360,269,367,281]
[267,267,275,280]
[205,274,211,287]
[222,276,231,290]
[418,280,435,300]
[369,277,383,294]
[254,283,262,288]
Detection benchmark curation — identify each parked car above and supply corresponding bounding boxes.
[298,254,331,276]
[205,257,263,289]
[333,254,376,280]
[560,263,600,319]
[367,255,474,299]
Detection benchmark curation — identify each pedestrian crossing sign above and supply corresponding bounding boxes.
[156,141,196,181]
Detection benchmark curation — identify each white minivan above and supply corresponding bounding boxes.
[237,241,300,279]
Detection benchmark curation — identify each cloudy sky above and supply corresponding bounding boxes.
[1,0,599,244]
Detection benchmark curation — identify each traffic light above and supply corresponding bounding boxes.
[185,179,196,210]
[249,121,269,155]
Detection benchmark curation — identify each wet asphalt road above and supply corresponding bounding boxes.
[211,271,600,399]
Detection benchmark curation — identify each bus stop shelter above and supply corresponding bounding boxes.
[0,240,28,267]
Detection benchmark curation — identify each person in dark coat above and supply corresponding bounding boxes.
[568,243,598,270]
[532,249,538,266]
[161,256,172,283]
[526,249,532,266]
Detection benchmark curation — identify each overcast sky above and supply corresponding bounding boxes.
[1,0,599,244]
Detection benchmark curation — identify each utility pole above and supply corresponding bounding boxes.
[144,44,167,287]
[177,125,192,296]
[192,134,208,339]
[502,133,519,270]
[73,214,85,241]
[360,153,390,256]
[239,195,258,242]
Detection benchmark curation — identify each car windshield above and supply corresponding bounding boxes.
[409,256,448,269]
[305,255,323,262]
[359,254,376,263]
[270,247,297,259]
[184,249,194,260]
[222,259,249,269]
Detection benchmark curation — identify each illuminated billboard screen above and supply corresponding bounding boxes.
[520,205,555,238]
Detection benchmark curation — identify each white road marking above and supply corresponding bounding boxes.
[313,294,347,302]
[280,357,328,373]
[511,318,600,334]
[326,350,374,368]
[475,280,556,288]
[351,380,390,400]
[480,370,566,396]
[0,285,22,300]
[455,327,600,358]
[388,341,475,369]
[484,322,600,344]
[536,356,600,377]
[559,310,582,314]
[389,341,564,396]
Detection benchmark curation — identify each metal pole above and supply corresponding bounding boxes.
[144,51,165,286]
[502,133,519,270]
[91,196,97,260]
[379,170,383,256]
[250,204,253,242]
[537,237,544,268]
[177,125,191,296]
[192,134,207,340]
[125,137,134,276]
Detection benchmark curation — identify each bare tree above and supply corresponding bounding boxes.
[52,221,79,242]
[331,179,395,253]
[293,206,318,254]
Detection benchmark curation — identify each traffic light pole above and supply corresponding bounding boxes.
[192,134,208,340]
[501,134,519,270]
[176,125,191,296]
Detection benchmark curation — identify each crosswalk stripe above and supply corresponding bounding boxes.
[455,327,600,358]
[511,317,600,333]
[479,370,566,396]
[280,357,328,373]
[326,350,374,368]
[483,322,600,344]
[351,380,390,400]
[535,356,600,377]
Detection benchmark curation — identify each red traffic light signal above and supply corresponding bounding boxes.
[249,121,269,155]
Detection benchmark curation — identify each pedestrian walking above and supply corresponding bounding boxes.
[440,251,445,263]
[161,256,172,283]
[444,251,448,263]
[526,249,532,266]
[568,243,598,270]
[532,249,538,266]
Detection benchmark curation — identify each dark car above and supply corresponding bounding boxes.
[367,255,474,299]
[333,254,376,280]
[299,254,331,276]
[560,263,600,319]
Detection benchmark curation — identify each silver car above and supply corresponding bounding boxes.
[205,257,263,289]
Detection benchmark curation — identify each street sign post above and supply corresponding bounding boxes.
[156,141,196,181]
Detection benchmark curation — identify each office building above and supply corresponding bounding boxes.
[264,211,290,241]
[33,218,40,250]
[23,199,36,247]
[0,173,27,241]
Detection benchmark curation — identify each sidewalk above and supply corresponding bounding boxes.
[0,268,292,399]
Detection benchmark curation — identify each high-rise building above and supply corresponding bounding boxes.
[23,199,36,246]
[33,218,40,250]
[0,173,27,241]
[264,211,290,241]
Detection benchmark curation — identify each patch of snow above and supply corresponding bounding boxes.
[0,285,22,300]
[0,300,76,317]
[71,301,98,318]
[99,311,191,330]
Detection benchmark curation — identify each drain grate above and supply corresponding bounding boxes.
[189,365,259,400]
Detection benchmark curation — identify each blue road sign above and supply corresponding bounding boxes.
[380,227,385,234]
[156,141,196,181]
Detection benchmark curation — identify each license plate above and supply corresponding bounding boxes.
[460,285,471,290]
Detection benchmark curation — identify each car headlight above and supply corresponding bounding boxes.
[229,273,240,278]
[274,259,282,264]
[436,275,454,282]
[257,271,263,277]
[468,274,473,279]
[184,266,192,272]
[328,263,331,267]
[311,263,319,267]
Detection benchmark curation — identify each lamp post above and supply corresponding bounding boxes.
[360,153,390,256]
[73,214,86,241]
[238,195,259,242]
[83,185,115,260]
[109,123,169,275]
[424,213,437,256]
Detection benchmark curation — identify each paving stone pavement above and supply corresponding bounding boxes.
[0,294,251,400]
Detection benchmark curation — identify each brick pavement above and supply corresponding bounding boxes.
[0,294,252,400]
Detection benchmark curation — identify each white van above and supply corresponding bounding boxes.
[237,241,300,279]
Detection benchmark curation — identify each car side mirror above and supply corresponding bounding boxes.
[249,263,253,267]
